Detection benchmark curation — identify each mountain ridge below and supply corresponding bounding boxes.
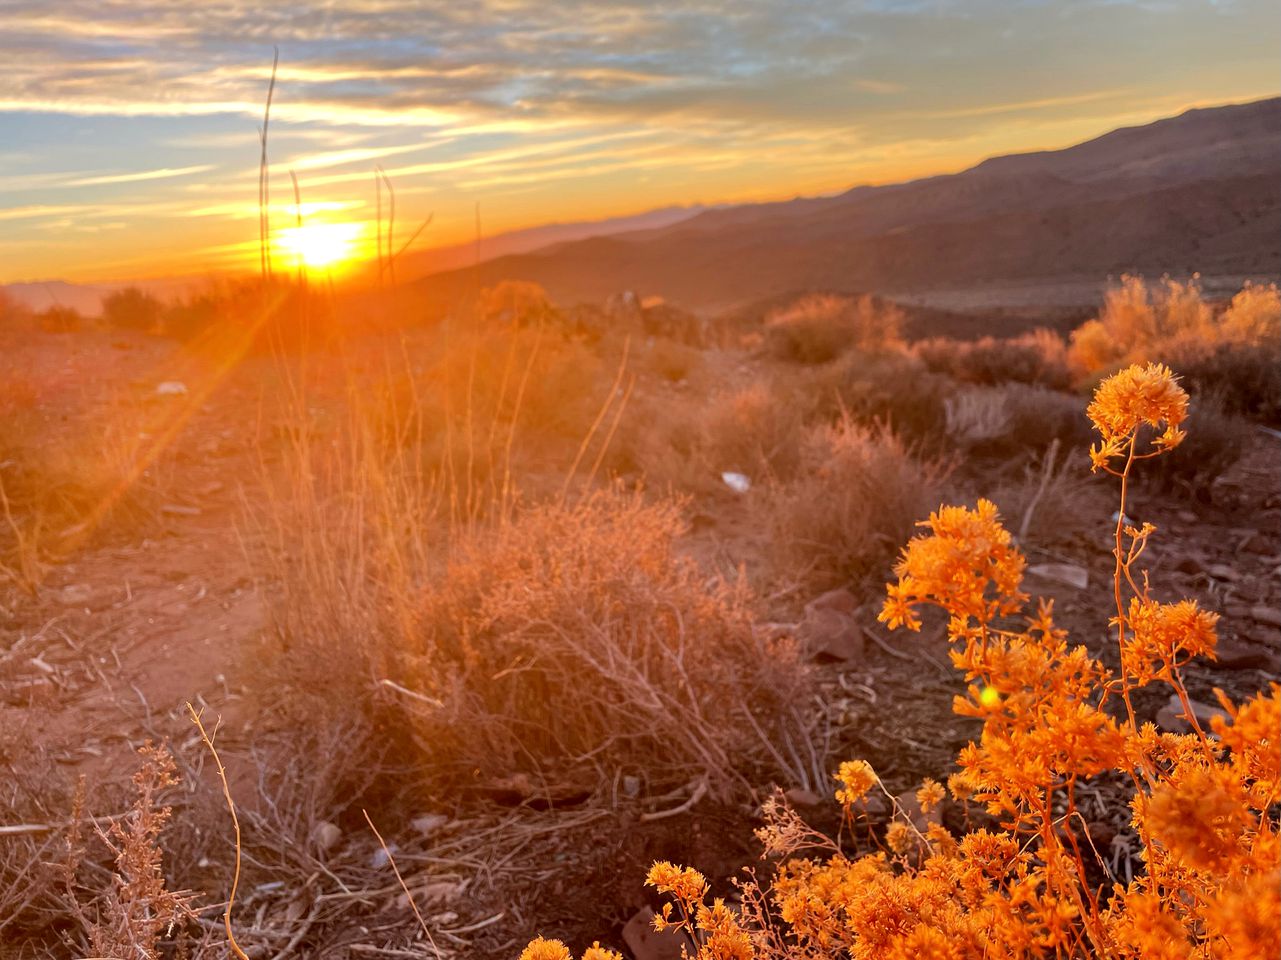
[415,96,1281,313]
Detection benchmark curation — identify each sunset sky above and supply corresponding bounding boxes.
[2,0,1277,284]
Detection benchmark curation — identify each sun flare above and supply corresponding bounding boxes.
[277,221,364,271]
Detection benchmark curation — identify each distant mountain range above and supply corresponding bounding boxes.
[416,97,1281,313]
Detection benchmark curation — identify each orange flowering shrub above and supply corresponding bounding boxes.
[522,363,1280,959]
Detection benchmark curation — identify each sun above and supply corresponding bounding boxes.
[277,221,364,271]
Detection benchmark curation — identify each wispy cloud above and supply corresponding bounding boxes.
[66,164,215,187]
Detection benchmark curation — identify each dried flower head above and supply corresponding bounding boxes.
[885,820,915,855]
[646,861,708,903]
[1087,362,1188,469]
[520,938,573,960]
[834,759,878,805]
[916,778,945,814]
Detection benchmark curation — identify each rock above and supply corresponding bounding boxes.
[1213,637,1281,673]
[1242,533,1274,555]
[720,471,751,494]
[410,813,450,837]
[1249,605,1281,629]
[1233,578,1267,603]
[622,775,642,799]
[310,821,342,853]
[1174,556,1206,576]
[805,588,859,616]
[155,380,188,396]
[785,788,822,808]
[1026,563,1089,591]
[800,589,864,663]
[1176,510,1198,524]
[160,503,202,517]
[895,788,942,833]
[623,908,685,960]
[1155,694,1228,734]
[57,583,93,606]
[1207,564,1241,583]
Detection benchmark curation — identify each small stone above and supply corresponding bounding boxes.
[160,503,202,517]
[800,588,864,662]
[1213,637,1281,673]
[155,380,188,396]
[1249,605,1281,629]
[1174,555,1205,576]
[1026,563,1089,591]
[1233,579,1267,603]
[58,583,93,606]
[1242,533,1274,555]
[1207,564,1241,583]
[1176,510,1198,523]
[310,821,341,853]
[622,775,641,799]
[623,908,685,960]
[785,788,822,808]
[410,813,449,837]
[1155,694,1227,733]
[895,788,942,833]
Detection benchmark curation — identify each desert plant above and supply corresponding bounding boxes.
[762,416,945,588]
[529,363,1280,959]
[916,329,1071,389]
[403,489,816,794]
[63,744,195,959]
[820,350,952,441]
[35,305,82,333]
[102,286,164,333]
[764,294,903,364]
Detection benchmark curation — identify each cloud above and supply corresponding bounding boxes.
[66,164,215,187]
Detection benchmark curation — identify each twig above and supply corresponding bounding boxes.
[259,47,279,281]
[379,678,444,708]
[1018,437,1060,543]
[639,777,708,822]
[187,704,252,960]
[362,810,443,960]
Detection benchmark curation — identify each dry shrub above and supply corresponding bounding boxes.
[1163,340,1281,423]
[698,382,807,480]
[258,476,816,795]
[63,745,196,959]
[531,364,1281,960]
[645,337,702,382]
[765,294,903,364]
[763,417,944,588]
[943,387,1012,447]
[818,350,952,441]
[404,490,814,793]
[916,328,1070,389]
[480,280,556,326]
[1070,277,1281,421]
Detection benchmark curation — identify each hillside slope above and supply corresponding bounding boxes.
[416,98,1281,312]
